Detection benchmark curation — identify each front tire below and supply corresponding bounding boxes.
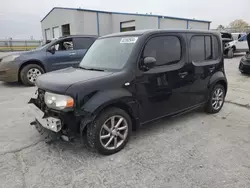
[20,64,44,86]
[86,108,132,155]
[205,84,225,114]
[227,48,234,58]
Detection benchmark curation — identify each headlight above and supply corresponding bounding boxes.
[44,92,74,110]
[1,54,20,63]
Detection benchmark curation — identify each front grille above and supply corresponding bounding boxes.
[38,89,45,101]
[36,89,46,111]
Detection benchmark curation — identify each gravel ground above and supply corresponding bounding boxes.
[0,54,250,188]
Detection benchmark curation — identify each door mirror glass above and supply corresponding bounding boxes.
[143,57,156,69]
[47,45,56,54]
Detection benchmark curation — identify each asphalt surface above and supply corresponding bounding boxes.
[0,54,250,188]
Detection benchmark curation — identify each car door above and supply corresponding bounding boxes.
[46,37,80,71]
[187,34,221,106]
[237,35,248,52]
[135,34,194,123]
[72,37,96,67]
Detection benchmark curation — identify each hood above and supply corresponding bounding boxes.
[35,67,113,93]
[228,40,237,46]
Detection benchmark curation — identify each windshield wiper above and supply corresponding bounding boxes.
[78,66,104,72]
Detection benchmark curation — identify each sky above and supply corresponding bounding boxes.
[0,0,249,39]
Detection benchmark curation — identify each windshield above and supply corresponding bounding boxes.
[79,36,138,70]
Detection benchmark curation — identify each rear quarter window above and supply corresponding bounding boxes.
[190,35,220,62]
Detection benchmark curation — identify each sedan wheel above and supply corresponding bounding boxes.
[20,64,44,86]
[27,68,42,84]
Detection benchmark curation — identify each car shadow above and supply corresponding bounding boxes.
[240,72,250,77]
[46,108,202,158]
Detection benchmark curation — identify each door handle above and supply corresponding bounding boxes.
[178,72,188,78]
[209,66,215,72]
[69,52,76,56]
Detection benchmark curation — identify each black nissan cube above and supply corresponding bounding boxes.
[29,29,227,155]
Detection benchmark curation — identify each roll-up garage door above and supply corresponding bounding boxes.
[52,27,60,39]
[121,21,136,32]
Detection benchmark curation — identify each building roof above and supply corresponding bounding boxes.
[41,7,211,23]
[100,29,219,38]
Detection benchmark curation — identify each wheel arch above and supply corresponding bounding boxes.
[208,71,228,94]
[95,101,139,131]
[79,90,140,134]
[216,80,227,94]
[232,45,236,51]
[18,60,45,81]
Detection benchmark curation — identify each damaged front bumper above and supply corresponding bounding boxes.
[28,103,62,132]
[28,96,81,142]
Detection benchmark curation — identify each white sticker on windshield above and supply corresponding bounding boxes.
[120,37,138,44]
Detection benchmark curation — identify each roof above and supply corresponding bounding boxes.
[100,29,220,38]
[59,35,98,39]
[41,7,211,23]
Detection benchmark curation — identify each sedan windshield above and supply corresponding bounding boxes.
[79,36,138,70]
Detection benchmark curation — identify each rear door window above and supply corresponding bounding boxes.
[190,36,205,62]
[73,37,95,50]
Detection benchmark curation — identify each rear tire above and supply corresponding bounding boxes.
[86,107,132,155]
[205,84,225,114]
[20,64,44,86]
[227,48,234,58]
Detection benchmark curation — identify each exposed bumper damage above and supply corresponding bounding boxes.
[28,89,82,143]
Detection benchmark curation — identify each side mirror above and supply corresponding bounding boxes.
[47,46,56,54]
[143,57,156,69]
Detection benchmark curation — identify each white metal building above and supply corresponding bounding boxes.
[41,7,211,42]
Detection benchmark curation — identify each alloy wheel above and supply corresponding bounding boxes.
[99,115,128,150]
[211,87,224,110]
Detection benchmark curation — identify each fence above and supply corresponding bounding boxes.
[0,39,43,52]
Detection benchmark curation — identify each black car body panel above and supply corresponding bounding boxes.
[36,67,114,94]
[239,33,250,73]
[247,33,250,51]
[32,29,227,137]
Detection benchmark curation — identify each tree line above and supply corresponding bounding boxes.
[217,19,249,32]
